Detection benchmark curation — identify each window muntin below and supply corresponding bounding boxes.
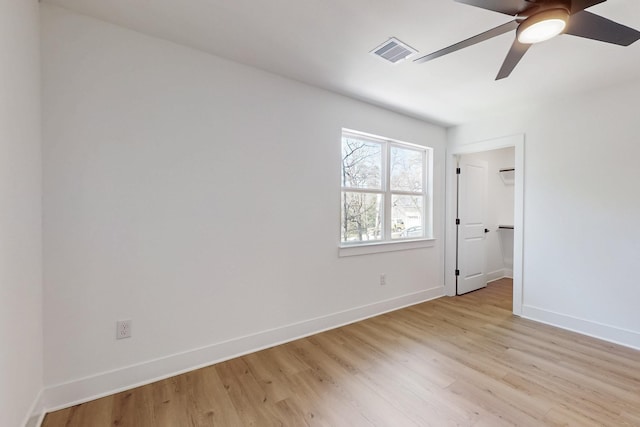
[341,130,431,245]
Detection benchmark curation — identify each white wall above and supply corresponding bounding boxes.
[460,147,515,279]
[41,4,446,408]
[0,1,43,426]
[449,80,640,349]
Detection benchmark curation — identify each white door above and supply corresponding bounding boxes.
[457,157,488,294]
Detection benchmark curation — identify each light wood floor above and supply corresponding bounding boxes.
[43,279,640,426]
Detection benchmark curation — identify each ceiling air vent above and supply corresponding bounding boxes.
[370,37,418,64]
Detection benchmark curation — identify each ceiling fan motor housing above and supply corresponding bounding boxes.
[517,0,571,20]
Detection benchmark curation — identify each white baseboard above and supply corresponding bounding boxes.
[22,388,44,427]
[486,269,512,283]
[486,269,504,283]
[24,411,45,427]
[32,286,444,421]
[522,305,640,351]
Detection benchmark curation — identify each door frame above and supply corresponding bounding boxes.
[445,134,525,315]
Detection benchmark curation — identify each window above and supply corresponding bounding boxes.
[340,129,432,246]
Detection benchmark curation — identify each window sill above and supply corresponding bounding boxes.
[338,238,436,257]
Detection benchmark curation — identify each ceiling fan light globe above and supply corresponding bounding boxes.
[518,19,567,43]
[517,8,569,44]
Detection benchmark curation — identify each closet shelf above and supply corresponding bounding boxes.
[499,168,515,185]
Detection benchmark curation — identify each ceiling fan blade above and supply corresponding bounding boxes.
[455,0,530,16]
[569,0,606,14]
[414,21,518,64]
[565,10,640,46]
[496,38,531,80]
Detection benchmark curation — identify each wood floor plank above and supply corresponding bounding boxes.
[42,279,640,426]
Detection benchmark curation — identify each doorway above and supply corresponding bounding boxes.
[445,134,524,315]
[456,147,514,294]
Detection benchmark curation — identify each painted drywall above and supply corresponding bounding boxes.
[460,147,515,280]
[0,1,43,426]
[449,80,640,349]
[41,4,446,408]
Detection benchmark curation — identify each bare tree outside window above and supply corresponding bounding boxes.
[390,146,423,192]
[341,137,382,242]
[341,137,381,189]
[341,131,430,245]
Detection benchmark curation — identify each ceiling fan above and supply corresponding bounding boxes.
[414,0,640,79]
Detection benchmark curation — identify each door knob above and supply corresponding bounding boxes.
[484,228,490,233]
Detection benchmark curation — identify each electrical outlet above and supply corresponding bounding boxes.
[380,274,386,286]
[116,319,132,339]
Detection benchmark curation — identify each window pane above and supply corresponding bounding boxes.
[341,136,382,189]
[341,192,383,242]
[391,195,424,239]
[390,146,423,192]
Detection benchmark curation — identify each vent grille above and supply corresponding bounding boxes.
[371,38,418,63]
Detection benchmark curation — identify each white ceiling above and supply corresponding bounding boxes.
[44,0,640,126]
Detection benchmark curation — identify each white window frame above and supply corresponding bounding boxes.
[339,129,435,257]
